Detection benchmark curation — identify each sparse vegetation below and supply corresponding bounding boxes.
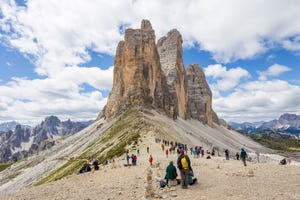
[35,109,144,186]
[252,136,300,152]
[0,163,12,172]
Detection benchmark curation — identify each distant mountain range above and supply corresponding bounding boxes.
[229,113,300,139]
[0,121,31,132]
[0,116,93,162]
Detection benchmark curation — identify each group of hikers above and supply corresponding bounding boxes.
[78,138,251,189]
[155,148,197,189]
[158,139,249,166]
[79,158,99,174]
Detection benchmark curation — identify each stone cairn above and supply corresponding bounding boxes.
[145,168,155,198]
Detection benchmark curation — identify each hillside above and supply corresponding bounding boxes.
[0,110,299,199]
[0,108,272,193]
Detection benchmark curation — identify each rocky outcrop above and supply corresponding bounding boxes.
[157,29,188,119]
[103,20,171,119]
[186,64,213,126]
[101,20,218,126]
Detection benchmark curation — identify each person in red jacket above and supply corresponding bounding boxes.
[166,149,169,158]
[149,155,153,166]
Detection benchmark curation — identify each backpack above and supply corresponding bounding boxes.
[181,156,189,169]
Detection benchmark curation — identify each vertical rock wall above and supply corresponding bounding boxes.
[100,20,218,126]
[157,29,188,119]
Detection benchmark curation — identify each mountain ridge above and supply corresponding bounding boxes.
[229,113,300,136]
[0,116,92,162]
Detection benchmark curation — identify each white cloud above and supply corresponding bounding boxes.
[258,64,291,81]
[282,36,300,51]
[204,64,250,91]
[0,64,113,125]
[203,64,299,122]
[1,0,300,67]
[212,79,300,123]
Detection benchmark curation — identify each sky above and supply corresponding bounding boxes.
[0,0,300,125]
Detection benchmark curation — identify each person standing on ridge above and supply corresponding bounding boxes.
[225,149,230,160]
[149,155,153,167]
[177,151,191,189]
[240,148,248,166]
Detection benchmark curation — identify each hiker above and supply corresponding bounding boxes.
[92,158,99,170]
[112,156,115,168]
[240,148,248,166]
[225,149,230,160]
[162,144,165,151]
[131,154,135,166]
[166,149,169,158]
[235,152,240,160]
[201,149,204,157]
[212,148,215,156]
[188,166,197,185]
[280,158,287,165]
[126,153,130,167]
[177,151,191,189]
[149,155,153,166]
[133,154,137,165]
[147,146,150,154]
[137,148,140,155]
[79,162,91,174]
[166,161,178,186]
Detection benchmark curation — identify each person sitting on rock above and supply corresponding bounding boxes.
[79,162,91,174]
[188,166,197,185]
[166,161,178,186]
[280,158,287,165]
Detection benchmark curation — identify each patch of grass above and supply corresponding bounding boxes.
[35,158,86,186]
[253,136,300,152]
[35,109,144,186]
[7,171,21,180]
[0,163,12,172]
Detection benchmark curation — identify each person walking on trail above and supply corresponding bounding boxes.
[166,149,169,158]
[235,152,240,160]
[177,151,191,189]
[149,155,153,167]
[225,149,230,160]
[166,161,177,186]
[240,148,248,166]
[147,146,150,154]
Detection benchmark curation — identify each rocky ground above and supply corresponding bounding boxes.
[1,135,300,200]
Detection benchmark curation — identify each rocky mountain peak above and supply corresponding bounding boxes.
[141,19,153,30]
[100,20,218,125]
[43,116,60,127]
[279,113,299,121]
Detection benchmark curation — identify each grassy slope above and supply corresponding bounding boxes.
[0,163,11,172]
[252,136,300,152]
[35,109,157,186]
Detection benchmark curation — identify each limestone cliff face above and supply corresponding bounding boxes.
[157,29,188,119]
[101,20,218,126]
[103,20,170,118]
[186,64,213,126]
